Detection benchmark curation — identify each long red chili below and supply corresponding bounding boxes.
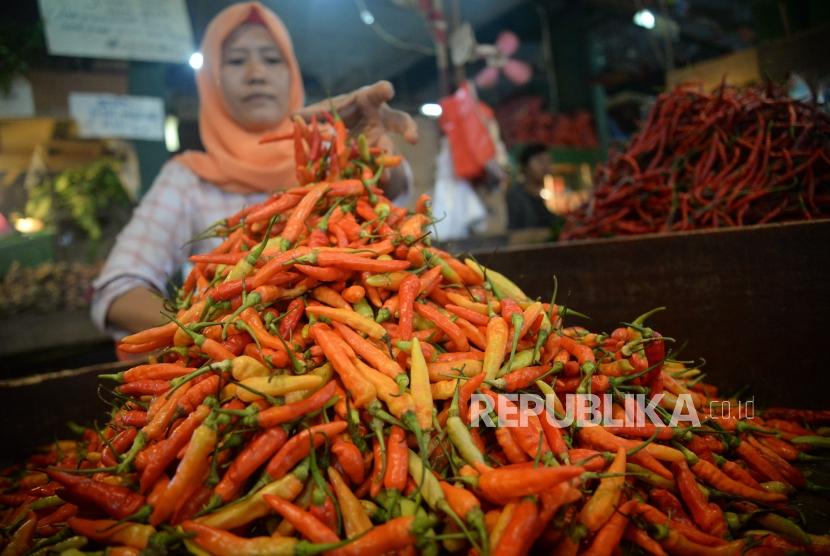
[46,470,146,519]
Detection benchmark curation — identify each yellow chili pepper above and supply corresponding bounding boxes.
[424,250,462,285]
[235,375,324,403]
[231,355,270,381]
[497,349,535,378]
[354,359,415,419]
[464,259,529,302]
[410,337,434,430]
[519,301,544,339]
[197,460,308,530]
[407,449,444,510]
[489,502,517,549]
[431,379,458,400]
[173,300,207,347]
[365,271,410,289]
[446,292,500,316]
[427,359,482,382]
[311,286,351,309]
[579,447,626,533]
[283,363,334,404]
[535,379,566,415]
[225,218,278,282]
[483,317,509,381]
[305,306,387,339]
[327,467,372,537]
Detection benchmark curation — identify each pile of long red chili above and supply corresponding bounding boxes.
[562,83,830,239]
[2,115,830,556]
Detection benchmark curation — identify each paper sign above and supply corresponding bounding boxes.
[69,93,164,141]
[0,77,36,119]
[38,0,194,64]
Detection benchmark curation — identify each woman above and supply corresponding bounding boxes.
[92,2,417,338]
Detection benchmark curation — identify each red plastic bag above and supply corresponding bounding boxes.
[439,83,496,179]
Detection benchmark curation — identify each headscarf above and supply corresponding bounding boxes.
[175,2,304,193]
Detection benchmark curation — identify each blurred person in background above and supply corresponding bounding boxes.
[507,143,562,230]
[92,2,417,339]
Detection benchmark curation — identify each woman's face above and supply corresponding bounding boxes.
[219,23,292,131]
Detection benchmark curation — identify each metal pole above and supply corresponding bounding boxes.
[537,1,559,113]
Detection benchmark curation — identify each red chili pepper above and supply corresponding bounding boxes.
[101,427,138,467]
[172,483,213,524]
[382,426,408,492]
[673,460,727,537]
[735,439,790,485]
[397,274,421,341]
[36,502,77,531]
[581,500,636,556]
[493,497,539,556]
[177,374,221,414]
[181,520,298,556]
[459,371,486,423]
[630,502,727,547]
[414,302,469,351]
[476,464,584,502]
[114,410,149,428]
[150,410,220,525]
[214,427,288,503]
[280,297,306,339]
[255,380,337,428]
[263,494,340,544]
[265,421,348,479]
[692,458,785,503]
[282,183,328,245]
[331,437,365,486]
[745,434,805,487]
[140,404,211,493]
[47,470,146,519]
[650,488,693,526]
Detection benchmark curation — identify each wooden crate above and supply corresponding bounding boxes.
[473,219,830,408]
[1,221,828,459]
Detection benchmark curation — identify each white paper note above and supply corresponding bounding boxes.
[69,93,164,141]
[38,0,194,63]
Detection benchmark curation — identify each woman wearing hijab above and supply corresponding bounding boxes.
[91,2,418,337]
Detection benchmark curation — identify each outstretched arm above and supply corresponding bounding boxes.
[294,80,418,200]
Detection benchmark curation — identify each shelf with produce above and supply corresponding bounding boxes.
[561,83,829,240]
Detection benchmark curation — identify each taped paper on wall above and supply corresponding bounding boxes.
[38,0,194,63]
[69,93,164,141]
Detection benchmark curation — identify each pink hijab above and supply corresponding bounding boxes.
[175,2,305,193]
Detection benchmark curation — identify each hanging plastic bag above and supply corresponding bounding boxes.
[439,82,496,179]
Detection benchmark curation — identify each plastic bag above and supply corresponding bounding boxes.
[439,82,496,179]
[431,138,487,240]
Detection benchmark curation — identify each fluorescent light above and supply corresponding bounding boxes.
[633,9,655,29]
[419,103,442,118]
[360,9,375,25]
[164,115,180,152]
[189,52,203,70]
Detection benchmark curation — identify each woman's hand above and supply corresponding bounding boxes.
[294,80,419,154]
[108,287,167,334]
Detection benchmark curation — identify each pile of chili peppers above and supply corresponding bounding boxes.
[562,83,830,239]
[2,114,830,556]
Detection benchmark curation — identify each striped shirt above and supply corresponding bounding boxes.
[91,159,412,339]
[91,161,267,339]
